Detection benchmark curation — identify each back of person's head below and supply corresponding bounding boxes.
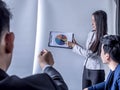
[100,35,120,63]
[0,1,14,71]
[0,0,12,40]
[90,10,108,53]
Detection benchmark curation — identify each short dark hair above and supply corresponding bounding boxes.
[0,0,12,38]
[100,35,120,63]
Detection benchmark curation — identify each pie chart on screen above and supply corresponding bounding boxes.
[55,34,67,45]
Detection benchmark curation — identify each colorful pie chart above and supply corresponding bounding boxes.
[55,34,67,45]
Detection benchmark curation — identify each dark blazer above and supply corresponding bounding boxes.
[88,64,120,90]
[0,66,68,90]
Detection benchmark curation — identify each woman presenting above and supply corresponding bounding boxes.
[66,10,108,90]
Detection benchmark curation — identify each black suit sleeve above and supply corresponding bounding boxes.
[0,67,68,90]
[0,73,58,90]
[43,66,68,90]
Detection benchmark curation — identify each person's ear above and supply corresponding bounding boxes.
[105,53,110,61]
[5,32,15,53]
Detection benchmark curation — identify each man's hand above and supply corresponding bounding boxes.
[39,49,54,69]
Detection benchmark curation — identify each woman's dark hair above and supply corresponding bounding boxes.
[100,35,120,63]
[89,10,108,53]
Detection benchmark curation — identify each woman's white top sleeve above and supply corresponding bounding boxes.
[72,31,104,70]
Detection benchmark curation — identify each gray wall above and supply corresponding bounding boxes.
[4,0,115,90]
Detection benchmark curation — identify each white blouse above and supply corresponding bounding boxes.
[72,31,104,70]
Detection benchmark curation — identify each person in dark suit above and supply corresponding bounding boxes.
[84,35,120,90]
[0,0,68,90]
